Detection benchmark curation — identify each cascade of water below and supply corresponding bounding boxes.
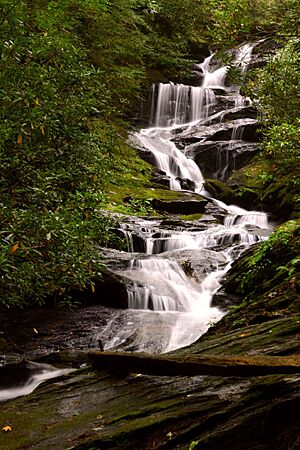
[134,127,204,192]
[198,54,229,89]
[150,83,216,127]
[0,363,74,402]
[235,43,254,73]
[122,254,227,351]
[103,44,272,353]
[125,258,206,312]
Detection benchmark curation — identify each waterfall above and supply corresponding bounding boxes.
[102,44,271,353]
[125,258,207,312]
[150,83,216,127]
[235,43,255,73]
[134,127,204,192]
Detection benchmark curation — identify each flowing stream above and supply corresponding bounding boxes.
[97,44,272,354]
[0,44,272,401]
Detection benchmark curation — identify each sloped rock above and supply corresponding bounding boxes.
[1,315,299,450]
[186,140,259,180]
[152,198,208,214]
[204,179,261,210]
[173,118,260,147]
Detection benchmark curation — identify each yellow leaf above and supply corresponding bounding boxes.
[33,328,38,334]
[17,134,23,144]
[90,282,95,293]
[34,97,40,105]
[40,126,45,135]
[8,242,19,255]
[2,425,12,432]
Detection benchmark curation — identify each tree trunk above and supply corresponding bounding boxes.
[88,351,300,377]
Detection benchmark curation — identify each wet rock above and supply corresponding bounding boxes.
[152,198,208,214]
[150,168,172,188]
[0,333,8,352]
[178,177,196,191]
[210,94,237,115]
[204,178,261,210]
[162,248,228,282]
[259,179,300,220]
[186,140,259,180]
[91,269,128,309]
[136,146,156,165]
[172,118,260,147]
[204,179,236,204]
[202,106,258,126]
[1,315,299,450]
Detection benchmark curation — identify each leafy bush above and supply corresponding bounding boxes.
[254,39,300,124]
[252,39,300,173]
[263,122,300,172]
[0,0,145,307]
[238,220,300,294]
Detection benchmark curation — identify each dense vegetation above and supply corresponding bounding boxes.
[0,0,299,307]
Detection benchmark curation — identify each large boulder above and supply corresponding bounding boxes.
[152,198,208,214]
[172,118,260,147]
[204,178,260,210]
[186,140,259,180]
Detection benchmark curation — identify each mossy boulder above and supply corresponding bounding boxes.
[259,177,300,220]
[211,220,300,334]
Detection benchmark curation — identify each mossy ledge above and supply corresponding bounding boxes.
[204,157,300,221]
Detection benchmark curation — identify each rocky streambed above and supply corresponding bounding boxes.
[0,312,299,450]
[0,209,299,450]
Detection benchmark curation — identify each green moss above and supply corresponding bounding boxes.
[227,155,299,219]
[179,213,203,221]
[204,179,234,202]
[105,183,205,216]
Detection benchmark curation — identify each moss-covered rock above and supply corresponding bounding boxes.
[211,220,300,334]
[204,178,258,210]
[1,314,300,450]
[224,157,300,220]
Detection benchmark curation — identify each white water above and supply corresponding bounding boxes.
[235,43,254,73]
[116,48,272,352]
[150,83,216,127]
[0,362,75,402]
[125,258,223,313]
[134,127,204,192]
[2,44,270,402]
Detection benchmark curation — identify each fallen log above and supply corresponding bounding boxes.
[88,351,300,377]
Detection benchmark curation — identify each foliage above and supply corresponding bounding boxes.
[119,198,155,215]
[237,220,300,294]
[0,207,112,308]
[263,121,300,172]
[206,0,299,49]
[0,0,151,307]
[253,39,300,124]
[252,39,300,173]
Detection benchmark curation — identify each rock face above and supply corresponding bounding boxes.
[186,140,259,180]
[152,198,208,214]
[1,219,298,450]
[0,315,299,450]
